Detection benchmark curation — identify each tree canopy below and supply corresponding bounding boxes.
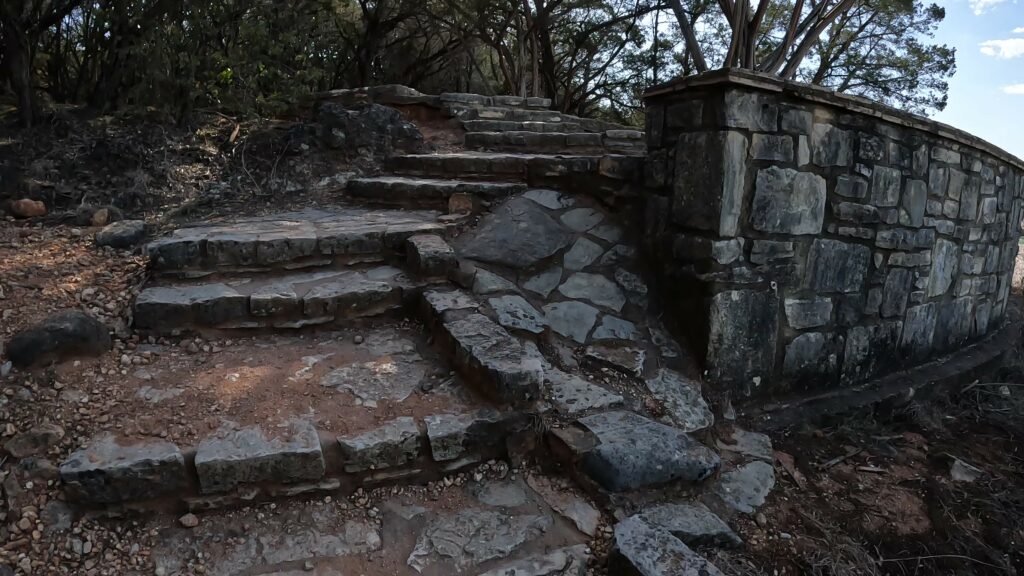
[0,0,956,127]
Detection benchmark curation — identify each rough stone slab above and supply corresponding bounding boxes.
[707,290,778,392]
[522,267,563,297]
[440,313,543,405]
[558,273,626,311]
[60,435,186,504]
[610,516,725,576]
[543,301,600,343]
[560,208,605,232]
[584,343,646,377]
[337,417,421,472]
[784,297,833,329]
[576,411,720,492]
[408,509,552,572]
[302,275,401,317]
[134,283,248,329]
[423,411,506,462]
[750,167,825,235]
[348,176,525,204]
[472,267,518,294]
[644,369,714,432]
[457,196,573,268]
[715,428,773,462]
[672,131,746,237]
[592,315,639,341]
[563,237,605,271]
[422,288,480,319]
[476,544,589,576]
[638,502,742,548]
[546,369,624,414]
[194,420,325,494]
[489,295,547,334]
[713,461,776,514]
[526,475,601,537]
[805,239,870,293]
[407,234,456,276]
[523,189,576,210]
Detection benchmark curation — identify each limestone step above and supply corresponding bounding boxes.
[145,207,446,276]
[388,152,610,181]
[464,131,605,152]
[441,92,552,109]
[421,288,542,408]
[462,119,583,133]
[133,265,422,332]
[346,176,527,206]
[447,105,563,123]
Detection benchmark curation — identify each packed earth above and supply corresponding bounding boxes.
[1,87,1024,576]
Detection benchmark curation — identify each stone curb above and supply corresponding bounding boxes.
[58,411,530,511]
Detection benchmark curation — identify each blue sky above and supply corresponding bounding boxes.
[932,0,1024,158]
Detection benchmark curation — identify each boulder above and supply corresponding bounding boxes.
[4,311,111,368]
[317,102,426,156]
[95,220,147,249]
[10,199,46,218]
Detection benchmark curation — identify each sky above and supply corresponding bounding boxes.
[932,0,1024,158]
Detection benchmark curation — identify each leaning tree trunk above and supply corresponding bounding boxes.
[2,19,37,127]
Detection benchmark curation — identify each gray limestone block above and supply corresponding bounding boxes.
[546,370,624,415]
[638,502,742,548]
[782,332,840,384]
[900,302,938,360]
[929,164,949,198]
[423,410,506,462]
[833,202,880,224]
[563,237,605,271]
[302,276,397,317]
[780,107,812,134]
[750,167,826,235]
[931,146,962,165]
[60,435,187,504]
[749,134,793,161]
[871,166,903,207]
[609,515,725,576]
[901,179,927,227]
[592,315,639,341]
[881,268,913,317]
[543,301,600,343]
[577,411,720,492]
[721,90,778,131]
[338,417,421,472]
[644,369,714,433]
[441,313,543,405]
[842,320,902,384]
[707,290,778,393]
[666,100,703,129]
[713,461,776,515]
[134,283,248,329]
[456,197,572,268]
[406,234,456,276]
[835,175,868,199]
[672,131,747,237]
[489,295,546,334]
[557,272,626,312]
[422,288,479,320]
[473,267,518,295]
[254,229,318,265]
[249,284,300,317]
[749,240,794,265]
[584,342,646,377]
[805,239,870,294]
[927,239,960,297]
[194,420,325,494]
[784,297,833,329]
[936,296,974,352]
[522,267,563,298]
[95,220,147,249]
[858,133,886,162]
[477,545,589,576]
[811,124,852,167]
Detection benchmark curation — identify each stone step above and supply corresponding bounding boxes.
[145,207,446,275]
[59,410,526,509]
[441,92,552,109]
[610,515,725,576]
[346,176,527,206]
[388,152,609,181]
[464,131,605,151]
[421,288,543,407]
[133,265,421,332]
[462,120,583,133]
[447,105,563,123]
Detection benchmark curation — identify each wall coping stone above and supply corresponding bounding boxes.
[644,69,1024,172]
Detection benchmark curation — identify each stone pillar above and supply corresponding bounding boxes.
[643,70,1024,398]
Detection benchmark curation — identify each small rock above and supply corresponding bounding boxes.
[95,220,147,249]
[4,311,111,368]
[4,424,65,458]
[179,513,200,528]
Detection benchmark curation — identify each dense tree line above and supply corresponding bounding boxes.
[0,0,954,127]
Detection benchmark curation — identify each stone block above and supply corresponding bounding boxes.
[750,167,825,235]
[666,100,703,129]
[673,131,747,237]
[835,175,868,199]
[60,435,187,504]
[610,516,725,576]
[707,290,778,392]
[889,251,931,267]
[577,411,720,491]
[931,146,962,165]
[811,124,852,167]
[423,411,505,461]
[871,166,902,207]
[782,332,840,385]
[842,321,902,384]
[784,298,833,329]
[936,296,974,352]
[900,303,938,360]
[194,420,325,494]
[780,107,812,134]
[721,90,778,131]
[876,228,934,250]
[929,164,949,198]
[750,134,794,161]
[858,133,886,161]
[881,268,913,317]
[805,239,870,293]
[441,312,543,405]
[406,234,456,276]
[900,179,927,227]
[913,145,929,177]
[927,239,960,297]
[337,417,421,472]
[750,240,795,265]
[834,202,879,224]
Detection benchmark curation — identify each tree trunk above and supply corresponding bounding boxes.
[2,16,37,127]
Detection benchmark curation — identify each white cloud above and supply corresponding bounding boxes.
[980,38,1024,58]
[971,0,1008,14]
[1003,84,1024,94]
[1015,26,1024,33]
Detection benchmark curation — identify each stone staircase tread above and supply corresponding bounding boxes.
[146,207,446,272]
[134,265,419,331]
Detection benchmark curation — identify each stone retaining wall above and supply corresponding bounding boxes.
[643,70,1024,398]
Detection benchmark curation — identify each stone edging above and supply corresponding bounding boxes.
[747,310,1021,431]
[644,68,1024,172]
[58,409,530,512]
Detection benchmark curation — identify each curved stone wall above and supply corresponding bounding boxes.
[642,70,1023,398]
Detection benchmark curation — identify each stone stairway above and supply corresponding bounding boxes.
[48,93,773,576]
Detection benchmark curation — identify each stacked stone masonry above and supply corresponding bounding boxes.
[644,71,1023,396]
